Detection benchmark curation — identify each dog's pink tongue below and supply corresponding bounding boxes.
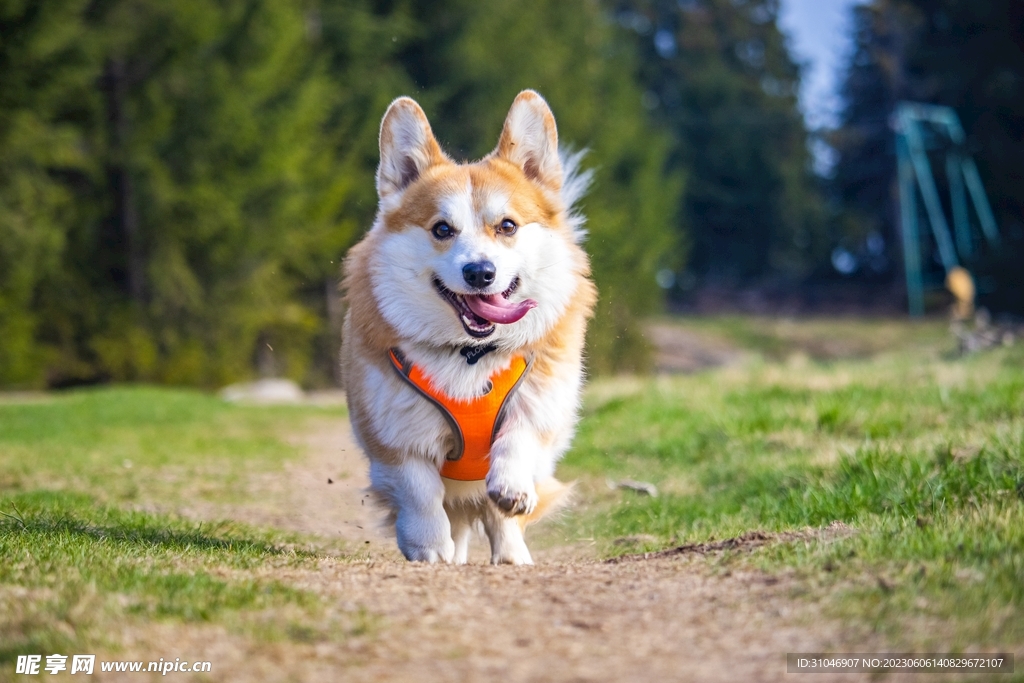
[464,294,537,324]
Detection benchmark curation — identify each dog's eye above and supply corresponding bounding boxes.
[431,221,454,240]
[498,218,517,236]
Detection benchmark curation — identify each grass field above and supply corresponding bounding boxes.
[1,317,1022,680]
[0,393,351,677]
[560,317,1023,650]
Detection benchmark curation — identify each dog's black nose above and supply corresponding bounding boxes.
[463,261,496,289]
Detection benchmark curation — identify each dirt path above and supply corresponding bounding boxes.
[111,556,866,683]
[174,411,399,556]
[252,415,392,549]
[124,414,901,683]
[646,322,745,373]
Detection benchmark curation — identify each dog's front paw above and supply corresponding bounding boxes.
[403,540,455,564]
[395,511,455,563]
[486,477,537,517]
[491,544,533,566]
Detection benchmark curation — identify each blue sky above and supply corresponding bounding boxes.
[777,0,870,130]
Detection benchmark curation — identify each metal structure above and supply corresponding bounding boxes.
[894,102,1000,316]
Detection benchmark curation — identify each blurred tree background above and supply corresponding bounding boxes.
[0,0,1021,388]
[830,0,1024,311]
[613,0,826,283]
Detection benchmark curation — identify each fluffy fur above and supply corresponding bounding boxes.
[340,91,596,564]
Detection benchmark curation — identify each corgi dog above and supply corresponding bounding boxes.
[340,90,596,564]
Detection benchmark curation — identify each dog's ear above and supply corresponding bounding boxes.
[495,90,562,191]
[377,97,447,199]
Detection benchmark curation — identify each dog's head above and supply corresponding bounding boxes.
[365,91,591,350]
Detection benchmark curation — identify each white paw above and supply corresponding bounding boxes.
[491,547,534,565]
[395,509,455,563]
[486,471,537,517]
[400,537,455,563]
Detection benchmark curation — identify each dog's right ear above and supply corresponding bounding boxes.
[377,97,447,199]
[494,90,562,192]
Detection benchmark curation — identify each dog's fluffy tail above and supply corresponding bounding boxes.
[517,477,574,531]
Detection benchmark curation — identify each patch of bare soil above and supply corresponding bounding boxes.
[646,323,744,373]
[111,420,906,683]
[610,523,857,563]
[176,413,399,555]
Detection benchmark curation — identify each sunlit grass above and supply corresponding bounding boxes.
[561,319,1024,649]
[0,386,345,504]
[1,320,1022,660]
[0,389,353,672]
[0,489,334,667]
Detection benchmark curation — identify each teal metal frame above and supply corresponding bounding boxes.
[894,102,1000,315]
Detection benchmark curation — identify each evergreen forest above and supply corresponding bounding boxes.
[1,0,1020,387]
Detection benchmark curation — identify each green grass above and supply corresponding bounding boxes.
[0,387,355,675]
[0,386,344,504]
[0,490,318,663]
[562,318,1024,650]
[2,321,1022,663]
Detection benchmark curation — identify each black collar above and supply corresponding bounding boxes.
[459,343,498,365]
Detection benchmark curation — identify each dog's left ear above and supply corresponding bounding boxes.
[378,97,448,199]
[494,90,562,191]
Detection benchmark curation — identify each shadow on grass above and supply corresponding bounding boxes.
[0,490,327,665]
[0,489,308,558]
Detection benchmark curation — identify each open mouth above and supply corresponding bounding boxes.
[432,276,537,338]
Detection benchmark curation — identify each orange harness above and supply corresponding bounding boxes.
[387,348,531,481]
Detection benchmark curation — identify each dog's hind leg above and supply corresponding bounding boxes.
[369,458,455,563]
[482,502,533,565]
[447,509,473,565]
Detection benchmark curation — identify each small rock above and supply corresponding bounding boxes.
[220,378,304,404]
[617,479,658,497]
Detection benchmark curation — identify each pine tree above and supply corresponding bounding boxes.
[613,0,825,285]
[0,0,684,385]
[0,0,99,385]
[829,1,918,282]
[0,0,386,387]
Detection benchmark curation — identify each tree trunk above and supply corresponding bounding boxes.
[105,57,144,305]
